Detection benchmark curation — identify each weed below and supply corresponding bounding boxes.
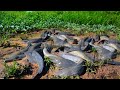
[50,75,81,79]
[44,57,52,66]
[3,61,30,79]
[117,33,120,40]
[91,47,97,52]
[84,60,105,73]
[84,59,113,73]
[44,56,56,70]
[3,61,20,78]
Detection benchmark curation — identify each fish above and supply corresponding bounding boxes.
[40,31,51,40]
[89,43,116,60]
[4,41,42,62]
[43,45,76,69]
[58,35,75,43]
[25,50,44,79]
[78,37,93,51]
[4,42,32,62]
[55,61,85,76]
[58,51,84,64]
[101,44,116,52]
[56,35,67,41]
[100,35,109,41]
[50,35,68,47]
[106,43,120,52]
[94,35,100,42]
[107,60,120,65]
[68,50,94,62]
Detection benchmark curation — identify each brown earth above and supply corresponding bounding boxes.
[0,29,120,79]
[81,64,120,79]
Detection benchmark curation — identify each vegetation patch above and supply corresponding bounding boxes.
[3,61,31,79]
[50,75,81,79]
[1,11,120,44]
[44,56,55,69]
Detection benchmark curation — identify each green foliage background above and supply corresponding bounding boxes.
[1,11,120,43]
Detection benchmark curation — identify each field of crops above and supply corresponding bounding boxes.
[1,11,120,44]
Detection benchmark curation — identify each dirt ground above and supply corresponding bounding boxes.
[0,29,120,79]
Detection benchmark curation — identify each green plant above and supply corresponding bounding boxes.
[44,56,53,66]
[44,56,55,70]
[50,75,81,79]
[4,61,20,78]
[3,61,30,79]
[117,33,120,40]
[84,60,105,73]
[91,47,97,52]
[1,11,120,44]
[85,59,113,73]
